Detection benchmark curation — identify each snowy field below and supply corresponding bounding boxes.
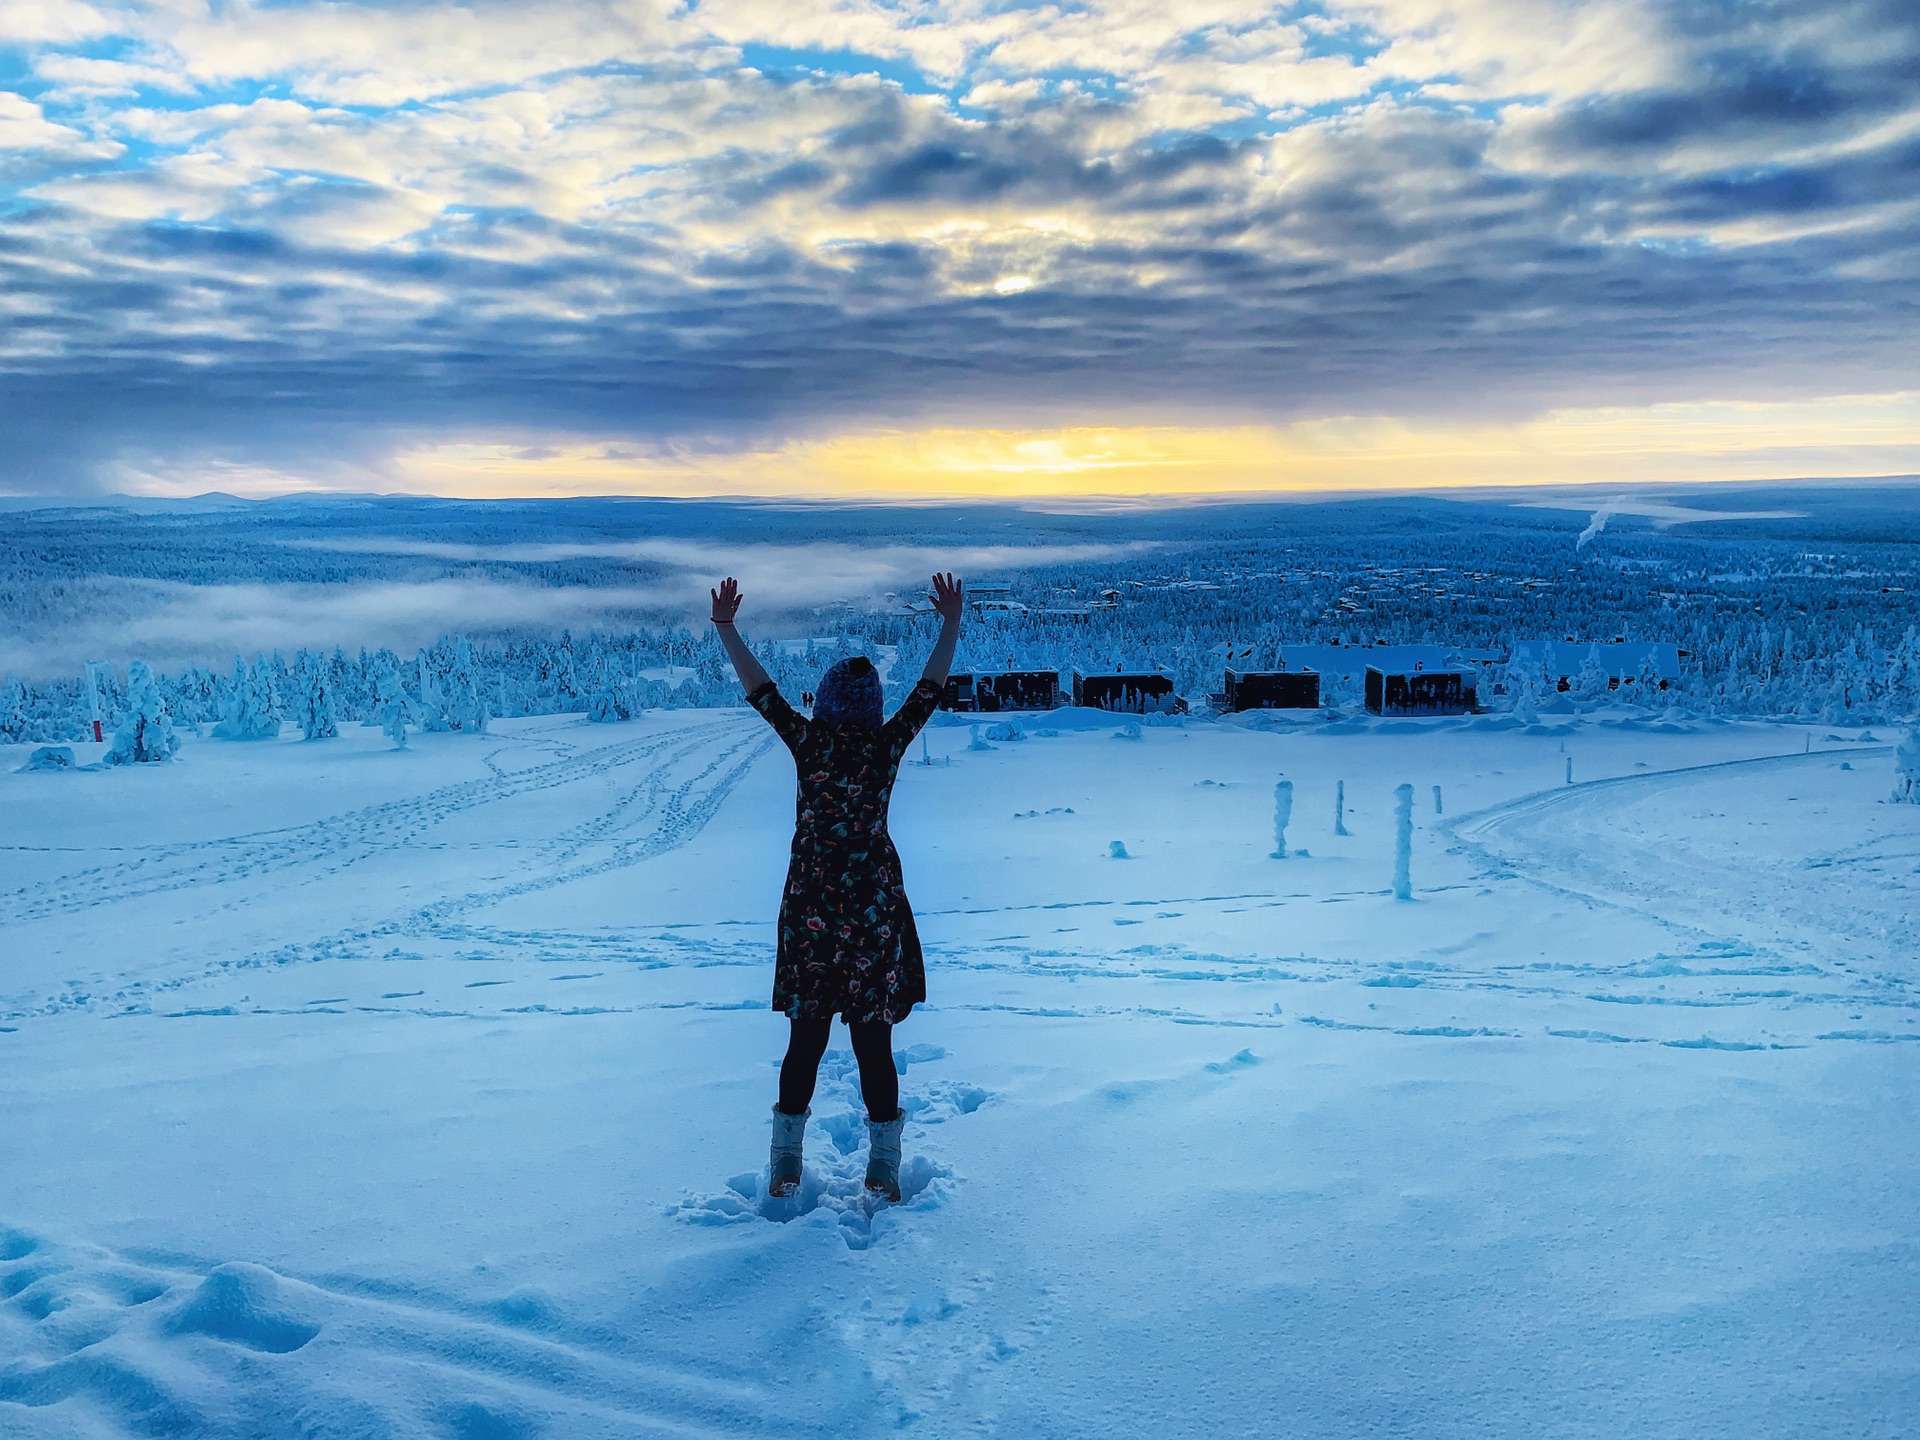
[2,707,1917,1437]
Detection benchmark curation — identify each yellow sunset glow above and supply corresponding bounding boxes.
[367,390,1920,501]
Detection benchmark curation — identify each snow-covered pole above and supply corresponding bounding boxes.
[1565,755,1574,785]
[1334,779,1349,836]
[1432,783,1443,815]
[1271,779,1293,858]
[1392,783,1413,900]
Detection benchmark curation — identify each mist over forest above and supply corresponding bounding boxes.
[7,486,1919,741]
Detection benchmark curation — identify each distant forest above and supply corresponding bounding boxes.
[5,491,1919,742]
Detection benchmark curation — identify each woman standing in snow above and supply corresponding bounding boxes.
[711,572,964,1201]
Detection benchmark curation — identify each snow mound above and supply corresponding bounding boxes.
[165,1262,321,1354]
[16,745,76,772]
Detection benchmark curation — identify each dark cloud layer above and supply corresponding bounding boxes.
[0,0,1916,492]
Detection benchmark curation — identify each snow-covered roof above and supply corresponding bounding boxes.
[1276,643,1464,681]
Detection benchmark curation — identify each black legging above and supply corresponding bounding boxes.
[777,1015,898,1121]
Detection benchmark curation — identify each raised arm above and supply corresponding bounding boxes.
[920,572,964,687]
[710,577,773,695]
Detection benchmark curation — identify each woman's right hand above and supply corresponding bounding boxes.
[711,577,743,624]
[930,572,964,624]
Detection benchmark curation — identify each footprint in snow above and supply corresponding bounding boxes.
[670,1047,987,1249]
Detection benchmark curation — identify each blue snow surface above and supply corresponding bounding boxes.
[1,485,1918,1436]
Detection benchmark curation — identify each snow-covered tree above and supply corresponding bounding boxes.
[1574,646,1612,703]
[1506,662,1543,723]
[374,659,413,749]
[104,661,180,765]
[291,652,339,740]
[214,657,280,740]
[1634,650,1666,705]
[1894,727,1920,804]
[417,635,490,733]
[0,676,27,743]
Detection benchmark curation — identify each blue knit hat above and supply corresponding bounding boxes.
[814,656,882,729]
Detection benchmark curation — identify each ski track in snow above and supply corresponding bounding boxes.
[1,718,774,1022]
[1446,746,1917,1019]
[12,735,1909,1049]
[0,717,752,925]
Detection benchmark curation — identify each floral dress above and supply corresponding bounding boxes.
[747,677,943,1024]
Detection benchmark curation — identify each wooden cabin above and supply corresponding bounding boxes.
[1223,668,1320,711]
[1071,671,1185,714]
[1364,664,1477,716]
[939,671,1062,713]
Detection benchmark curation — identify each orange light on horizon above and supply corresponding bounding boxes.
[111,390,1920,500]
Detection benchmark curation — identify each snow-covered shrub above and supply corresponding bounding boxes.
[291,653,339,740]
[1894,727,1920,804]
[17,745,75,772]
[214,657,280,740]
[586,688,631,723]
[104,661,180,765]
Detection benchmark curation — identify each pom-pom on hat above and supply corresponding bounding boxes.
[814,655,882,730]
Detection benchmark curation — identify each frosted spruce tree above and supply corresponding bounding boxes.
[105,661,180,765]
[1634,651,1666,705]
[374,659,413,749]
[1893,726,1920,804]
[213,656,280,740]
[443,635,488,733]
[1508,664,1541,724]
[1,675,27,744]
[292,653,339,740]
[418,636,489,734]
[1575,646,1612,703]
[417,647,446,731]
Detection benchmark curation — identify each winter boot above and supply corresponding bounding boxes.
[864,1109,905,1202]
[769,1106,808,1198]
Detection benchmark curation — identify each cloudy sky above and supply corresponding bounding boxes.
[2,0,1917,498]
